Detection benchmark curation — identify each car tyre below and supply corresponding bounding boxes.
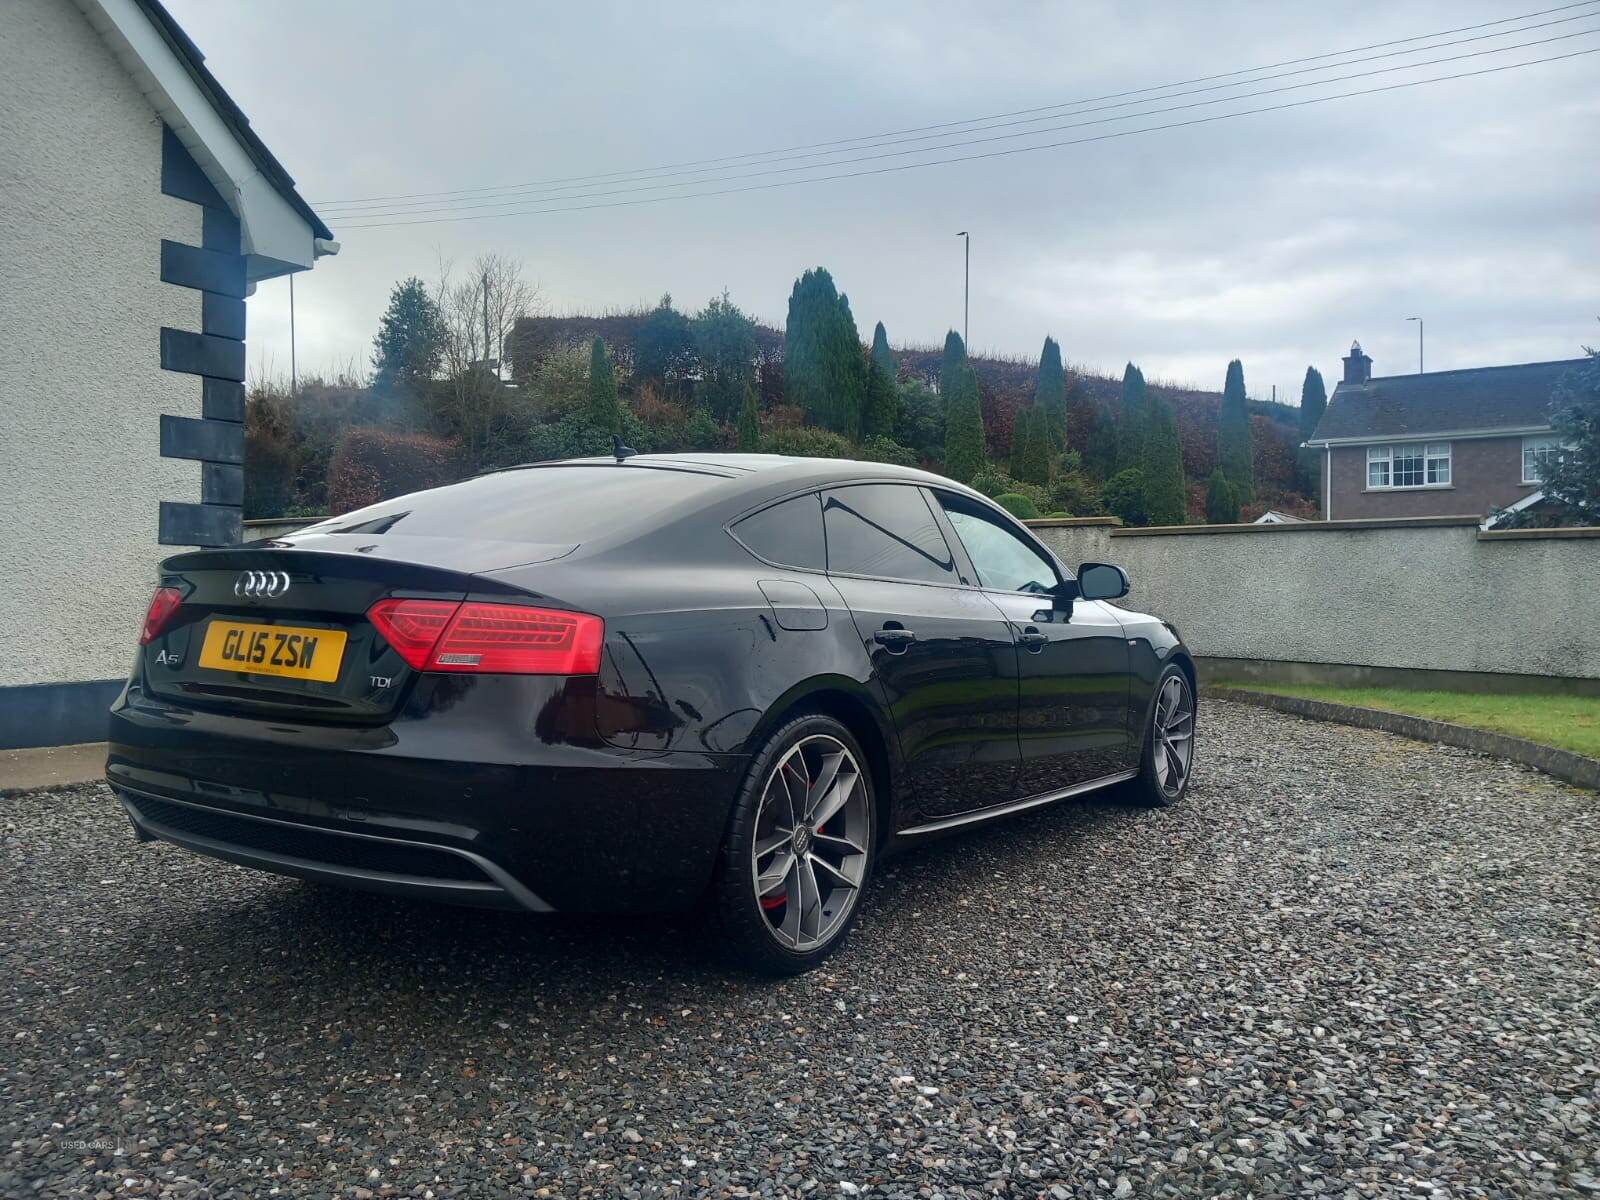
[1124,663,1197,808]
[711,713,876,975]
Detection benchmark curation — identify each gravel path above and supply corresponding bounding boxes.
[3,700,1598,1198]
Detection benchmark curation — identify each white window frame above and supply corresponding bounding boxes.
[1522,434,1560,484]
[1366,442,1451,490]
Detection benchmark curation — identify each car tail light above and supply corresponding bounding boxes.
[140,586,184,644]
[367,599,459,669]
[367,599,603,676]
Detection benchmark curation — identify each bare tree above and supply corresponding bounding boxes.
[434,253,541,465]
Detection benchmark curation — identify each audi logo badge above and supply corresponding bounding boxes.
[234,570,291,599]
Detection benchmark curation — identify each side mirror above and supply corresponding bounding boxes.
[1076,562,1129,601]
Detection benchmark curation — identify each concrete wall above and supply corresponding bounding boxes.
[1328,436,1540,521]
[1029,517,1600,680]
[0,0,204,694]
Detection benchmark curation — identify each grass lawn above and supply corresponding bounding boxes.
[1214,683,1600,759]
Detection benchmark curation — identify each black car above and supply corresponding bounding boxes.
[109,454,1196,973]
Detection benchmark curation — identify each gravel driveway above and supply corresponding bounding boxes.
[3,700,1597,1198]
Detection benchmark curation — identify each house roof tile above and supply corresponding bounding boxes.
[1308,357,1586,443]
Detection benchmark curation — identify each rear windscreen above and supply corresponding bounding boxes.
[301,466,729,543]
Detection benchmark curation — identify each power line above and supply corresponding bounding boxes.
[331,32,1600,225]
[321,6,1600,216]
[315,0,1600,209]
[334,47,1600,231]
[322,6,1600,216]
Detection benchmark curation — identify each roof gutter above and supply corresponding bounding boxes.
[1304,424,1554,448]
[74,0,334,282]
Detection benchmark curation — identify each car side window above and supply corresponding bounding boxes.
[938,496,1060,594]
[822,484,958,585]
[732,492,825,571]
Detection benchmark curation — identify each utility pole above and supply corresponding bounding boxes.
[956,231,969,348]
[288,273,297,393]
[1406,316,1424,373]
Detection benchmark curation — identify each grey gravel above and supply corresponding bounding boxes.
[3,699,1598,1198]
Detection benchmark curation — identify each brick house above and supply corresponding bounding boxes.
[1305,343,1583,521]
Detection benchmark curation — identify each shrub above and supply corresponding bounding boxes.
[893,379,944,462]
[763,425,856,459]
[525,343,592,422]
[968,468,1005,497]
[243,390,298,518]
[942,366,986,484]
[994,492,1041,520]
[736,385,760,452]
[859,435,920,467]
[685,406,722,451]
[327,428,460,515]
[1101,467,1147,526]
[1205,468,1240,523]
[1047,469,1102,516]
[511,410,658,464]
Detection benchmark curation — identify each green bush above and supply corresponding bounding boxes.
[762,425,856,459]
[994,492,1041,520]
[1101,467,1147,526]
[1205,467,1240,524]
[525,343,592,422]
[1047,469,1101,516]
[859,435,920,467]
[892,379,944,462]
[969,467,1009,498]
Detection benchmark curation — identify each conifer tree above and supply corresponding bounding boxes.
[1141,393,1187,525]
[862,349,899,440]
[1205,468,1239,524]
[371,277,445,403]
[830,293,866,440]
[1009,405,1033,479]
[1035,336,1067,452]
[736,383,761,452]
[1115,363,1148,473]
[587,336,618,432]
[1297,366,1328,499]
[939,330,967,404]
[1014,408,1052,485]
[943,365,985,484]
[1084,403,1118,479]
[871,321,896,381]
[1217,358,1255,504]
[783,267,864,438]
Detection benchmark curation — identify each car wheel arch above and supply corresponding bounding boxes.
[744,678,900,849]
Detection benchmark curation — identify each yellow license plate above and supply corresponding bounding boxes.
[198,620,347,683]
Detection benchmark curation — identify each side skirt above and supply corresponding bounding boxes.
[897,770,1138,838]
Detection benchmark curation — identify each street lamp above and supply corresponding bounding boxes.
[1406,316,1423,374]
[956,231,969,348]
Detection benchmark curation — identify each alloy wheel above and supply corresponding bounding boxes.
[751,734,870,951]
[1153,673,1195,798]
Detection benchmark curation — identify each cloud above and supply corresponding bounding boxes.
[161,0,1600,402]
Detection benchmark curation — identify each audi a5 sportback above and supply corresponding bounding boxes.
[109,454,1196,973]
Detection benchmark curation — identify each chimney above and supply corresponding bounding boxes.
[1342,340,1372,384]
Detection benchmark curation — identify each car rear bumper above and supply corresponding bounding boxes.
[116,784,548,910]
[108,680,747,913]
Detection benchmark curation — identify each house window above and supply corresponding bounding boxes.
[1522,435,1560,484]
[1367,442,1450,489]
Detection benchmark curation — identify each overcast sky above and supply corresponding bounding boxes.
[167,0,1600,404]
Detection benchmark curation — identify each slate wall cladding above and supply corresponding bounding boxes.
[158,126,244,546]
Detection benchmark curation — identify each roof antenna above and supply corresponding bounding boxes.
[611,433,637,463]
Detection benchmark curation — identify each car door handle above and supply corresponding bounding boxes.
[873,626,917,651]
[1018,627,1049,652]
